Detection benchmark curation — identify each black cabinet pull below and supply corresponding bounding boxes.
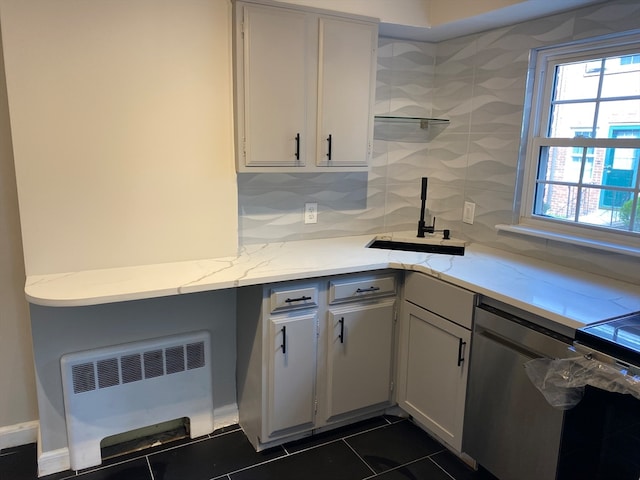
[295,133,300,160]
[281,326,286,355]
[457,339,466,366]
[339,317,345,344]
[326,134,332,160]
[356,286,381,293]
[285,295,312,303]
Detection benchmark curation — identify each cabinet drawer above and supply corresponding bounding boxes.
[404,272,476,329]
[270,285,318,313]
[329,275,396,304]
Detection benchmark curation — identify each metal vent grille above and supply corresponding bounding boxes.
[144,350,164,379]
[72,363,95,393]
[187,342,205,370]
[121,354,142,384]
[97,358,119,389]
[165,346,185,374]
[69,340,207,394]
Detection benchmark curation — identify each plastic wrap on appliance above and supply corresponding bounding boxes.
[524,356,640,410]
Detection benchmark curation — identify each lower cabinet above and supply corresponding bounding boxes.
[325,301,395,420]
[266,312,317,437]
[396,272,476,453]
[237,271,397,450]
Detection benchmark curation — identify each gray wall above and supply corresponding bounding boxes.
[30,289,237,452]
[238,0,640,285]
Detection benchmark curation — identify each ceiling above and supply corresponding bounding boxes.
[379,0,609,42]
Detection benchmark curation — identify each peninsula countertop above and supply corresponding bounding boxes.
[24,233,640,333]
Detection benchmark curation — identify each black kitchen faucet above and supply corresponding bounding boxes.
[417,177,450,240]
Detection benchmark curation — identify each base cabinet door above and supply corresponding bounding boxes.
[326,300,395,419]
[266,312,317,438]
[398,301,471,452]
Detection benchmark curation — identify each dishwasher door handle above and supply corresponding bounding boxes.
[457,338,466,366]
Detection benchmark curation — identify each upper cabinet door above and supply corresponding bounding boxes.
[316,17,377,167]
[240,5,308,168]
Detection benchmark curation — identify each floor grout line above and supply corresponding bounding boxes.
[146,456,155,480]
[217,446,288,478]
[342,438,378,477]
[280,420,401,456]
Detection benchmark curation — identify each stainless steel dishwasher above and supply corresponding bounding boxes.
[463,299,574,480]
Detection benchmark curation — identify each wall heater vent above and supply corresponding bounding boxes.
[69,340,205,394]
[61,331,214,471]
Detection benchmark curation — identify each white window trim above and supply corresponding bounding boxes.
[510,31,640,257]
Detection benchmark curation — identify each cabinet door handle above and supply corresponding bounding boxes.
[295,133,300,160]
[356,286,380,293]
[326,134,332,160]
[338,317,345,344]
[281,326,287,355]
[285,295,312,304]
[457,339,466,366]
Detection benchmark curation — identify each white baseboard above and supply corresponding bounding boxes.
[36,428,70,477]
[0,420,39,451]
[213,403,239,430]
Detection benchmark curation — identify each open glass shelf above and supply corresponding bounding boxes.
[373,116,449,142]
[374,116,449,129]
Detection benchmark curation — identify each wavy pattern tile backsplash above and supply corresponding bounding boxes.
[238,0,640,284]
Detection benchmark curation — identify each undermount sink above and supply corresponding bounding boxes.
[367,232,466,256]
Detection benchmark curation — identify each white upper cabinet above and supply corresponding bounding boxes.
[316,17,377,168]
[233,0,378,172]
[238,4,310,168]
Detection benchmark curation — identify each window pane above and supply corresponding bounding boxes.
[578,147,596,183]
[601,55,640,97]
[595,101,640,137]
[548,102,596,137]
[620,194,640,232]
[540,146,583,183]
[554,61,601,101]
[534,183,578,220]
[578,187,633,230]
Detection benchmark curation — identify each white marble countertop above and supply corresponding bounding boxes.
[25,233,640,332]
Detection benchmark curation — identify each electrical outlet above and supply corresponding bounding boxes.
[463,201,476,224]
[304,203,318,224]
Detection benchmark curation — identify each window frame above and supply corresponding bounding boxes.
[517,31,640,251]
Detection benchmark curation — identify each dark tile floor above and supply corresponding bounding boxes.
[1,416,497,480]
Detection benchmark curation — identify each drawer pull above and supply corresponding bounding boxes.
[281,326,287,355]
[356,286,381,294]
[339,317,345,344]
[285,295,312,304]
[457,339,467,367]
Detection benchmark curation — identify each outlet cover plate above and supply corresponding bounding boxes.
[304,203,318,224]
[463,202,475,224]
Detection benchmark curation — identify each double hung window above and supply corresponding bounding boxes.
[520,33,640,247]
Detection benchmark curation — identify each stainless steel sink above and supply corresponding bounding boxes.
[366,234,465,256]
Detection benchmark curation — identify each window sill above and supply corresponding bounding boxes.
[495,224,640,258]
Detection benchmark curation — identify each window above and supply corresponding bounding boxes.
[519,33,640,248]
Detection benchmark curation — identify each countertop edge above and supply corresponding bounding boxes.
[24,234,640,331]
